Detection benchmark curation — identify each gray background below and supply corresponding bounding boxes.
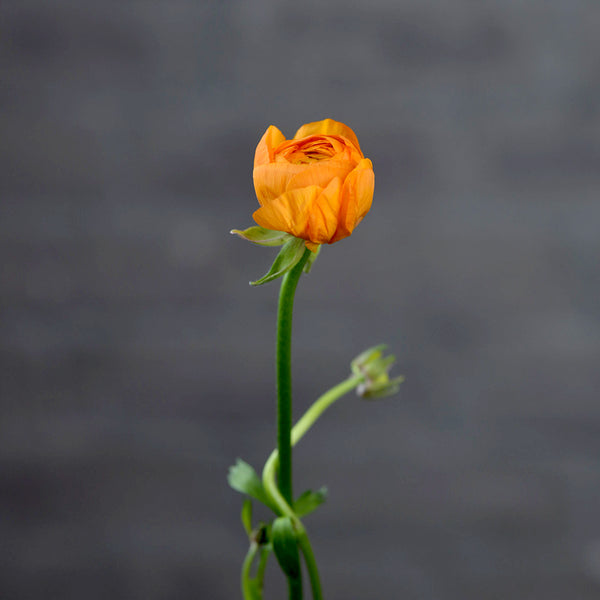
[2,1,600,598]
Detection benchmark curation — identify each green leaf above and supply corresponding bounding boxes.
[228,459,277,511]
[250,237,306,286]
[271,517,301,579]
[231,226,292,247]
[241,498,253,536]
[293,487,328,517]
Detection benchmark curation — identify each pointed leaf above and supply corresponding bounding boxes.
[250,237,306,286]
[241,498,253,536]
[228,459,277,511]
[231,226,292,247]
[293,487,328,517]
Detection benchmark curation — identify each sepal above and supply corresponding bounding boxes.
[271,517,301,579]
[358,374,405,399]
[231,226,292,247]
[250,237,306,286]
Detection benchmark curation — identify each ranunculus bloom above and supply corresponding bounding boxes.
[252,119,374,251]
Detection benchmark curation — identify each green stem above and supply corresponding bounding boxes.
[288,573,303,600]
[276,248,311,506]
[262,373,365,600]
[241,541,271,600]
[241,544,258,600]
[255,545,269,590]
[296,531,322,600]
[263,374,363,517]
[291,374,364,447]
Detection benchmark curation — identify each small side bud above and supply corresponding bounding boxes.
[351,344,405,399]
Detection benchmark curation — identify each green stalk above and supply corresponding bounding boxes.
[263,373,364,517]
[275,248,311,506]
[296,531,322,600]
[241,544,258,600]
[271,245,365,600]
[291,374,363,447]
[288,574,303,600]
[263,373,365,600]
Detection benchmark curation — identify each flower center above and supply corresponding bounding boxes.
[281,139,336,164]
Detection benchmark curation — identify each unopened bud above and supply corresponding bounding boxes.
[351,344,405,399]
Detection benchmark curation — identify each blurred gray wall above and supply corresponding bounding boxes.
[2,1,600,598]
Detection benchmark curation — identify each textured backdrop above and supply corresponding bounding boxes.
[2,1,600,599]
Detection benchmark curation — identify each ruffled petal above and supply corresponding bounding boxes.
[286,160,354,193]
[254,125,286,167]
[307,177,343,244]
[251,120,373,248]
[253,163,306,205]
[293,119,362,155]
[252,186,321,238]
[331,158,374,243]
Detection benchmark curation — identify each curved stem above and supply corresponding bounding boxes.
[263,450,295,519]
[291,374,364,447]
[242,540,271,599]
[263,373,364,517]
[276,248,311,505]
[296,531,323,600]
[263,373,365,600]
[241,544,258,600]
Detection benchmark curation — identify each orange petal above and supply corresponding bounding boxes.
[252,186,321,239]
[285,160,355,193]
[307,177,343,244]
[293,119,362,155]
[331,158,374,243]
[254,125,286,167]
[254,163,306,205]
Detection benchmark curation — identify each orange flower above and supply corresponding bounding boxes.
[252,119,374,251]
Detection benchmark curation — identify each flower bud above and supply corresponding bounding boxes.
[252,119,374,252]
[351,344,404,399]
[271,516,301,579]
